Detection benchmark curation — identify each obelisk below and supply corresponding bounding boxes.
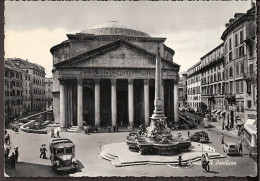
[150,45,166,124]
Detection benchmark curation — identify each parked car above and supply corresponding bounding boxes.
[223,142,239,156]
[49,138,78,173]
[83,125,99,133]
[190,131,210,143]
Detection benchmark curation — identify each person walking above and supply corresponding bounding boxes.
[205,153,210,172]
[201,154,207,172]
[7,134,10,145]
[5,144,11,159]
[221,133,224,144]
[14,147,19,162]
[188,131,190,138]
[5,134,8,144]
[43,144,47,159]
[51,129,55,138]
[56,130,60,138]
[40,145,44,158]
[238,140,243,155]
[10,153,16,169]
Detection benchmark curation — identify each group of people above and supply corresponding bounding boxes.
[51,129,60,138]
[4,131,19,169]
[40,144,47,159]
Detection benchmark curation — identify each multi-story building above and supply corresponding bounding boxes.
[221,6,256,128]
[45,78,53,109]
[22,70,32,114]
[4,60,23,120]
[200,43,225,113]
[8,58,46,112]
[179,72,187,107]
[187,62,201,111]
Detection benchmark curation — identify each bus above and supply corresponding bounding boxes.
[243,119,257,161]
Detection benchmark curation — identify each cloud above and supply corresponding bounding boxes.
[4,28,71,77]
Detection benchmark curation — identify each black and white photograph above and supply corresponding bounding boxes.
[3,0,258,178]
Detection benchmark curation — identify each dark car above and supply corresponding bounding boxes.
[83,126,98,133]
[190,131,210,143]
[49,138,78,173]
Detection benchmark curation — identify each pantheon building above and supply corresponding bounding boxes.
[51,21,180,130]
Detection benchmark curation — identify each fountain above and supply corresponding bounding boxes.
[126,45,191,155]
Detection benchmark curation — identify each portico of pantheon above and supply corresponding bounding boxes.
[50,21,180,130]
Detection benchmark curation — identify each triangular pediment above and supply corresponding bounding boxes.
[55,39,178,70]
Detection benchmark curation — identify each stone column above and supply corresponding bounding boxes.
[94,79,100,127]
[144,79,150,126]
[128,79,134,130]
[77,79,83,130]
[111,79,117,126]
[59,80,66,130]
[173,80,179,125]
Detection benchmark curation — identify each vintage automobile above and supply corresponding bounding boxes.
[49,138,78,173]
[190,131,210,143]
[223,142,239,156]
[83,125,99,134]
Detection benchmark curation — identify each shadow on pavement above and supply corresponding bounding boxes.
[5,161,68,177]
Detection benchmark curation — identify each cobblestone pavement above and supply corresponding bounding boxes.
[4,124,257,177]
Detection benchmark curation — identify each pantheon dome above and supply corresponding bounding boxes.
[79,21,151,37]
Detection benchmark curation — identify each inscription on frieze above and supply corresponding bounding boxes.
[82,69,155,77]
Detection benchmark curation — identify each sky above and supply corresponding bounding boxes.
[4,1,253,78]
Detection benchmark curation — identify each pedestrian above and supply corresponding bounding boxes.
[43,144,47,159]
[15,127,19,133]
[198,118,201,125]
[14,147,19,162]
[238,140,243,155]
[221,133,224,144]
[201,154,207,172]
[40,144,44,158]
[51,129,55,138]
[5,144,11,159]
[10,152,16,169]
[56,130,60,138]
[5,134,8,144]
[205,153,210,172]
[188,130,190,138]
[7,134,10,144]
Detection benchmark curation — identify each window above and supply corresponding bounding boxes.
[229,38,232,50]
[236,81,239,92]
[240,30,243,43]
[230,82,233,94]
[247,100,252,109]
[249,64,254,75]
[239,46,244,57]
[229,52,232,61]
[241,62,244,74]
[229,67,233,78]
[235,34,238,46]
[247,81,251,94]
[241,81,244,92]
[218,73,221,81]
[236,64,239,75]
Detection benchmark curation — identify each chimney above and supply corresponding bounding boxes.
[251,1,255,8]
[229,18,234,24]
[225,23,230,28]
[234,13,244,21]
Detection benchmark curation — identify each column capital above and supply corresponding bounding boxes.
[143,79,149,85]
[128,79,134,84]
[94,79,100,84]
[174,79,179,84]
[111,79,117,85]
[77,78,83,85]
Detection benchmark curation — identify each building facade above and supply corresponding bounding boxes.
[4,60,23,119]
[187,62,201,111]
[8,58,46,112]
[45,78,53,109]
[179,72,187,107]
[200,44,225,113]
[51,21,180,130]
[22,70,32,114]
[221,6,257,127]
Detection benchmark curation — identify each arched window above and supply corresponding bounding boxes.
[229,67,233,77]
